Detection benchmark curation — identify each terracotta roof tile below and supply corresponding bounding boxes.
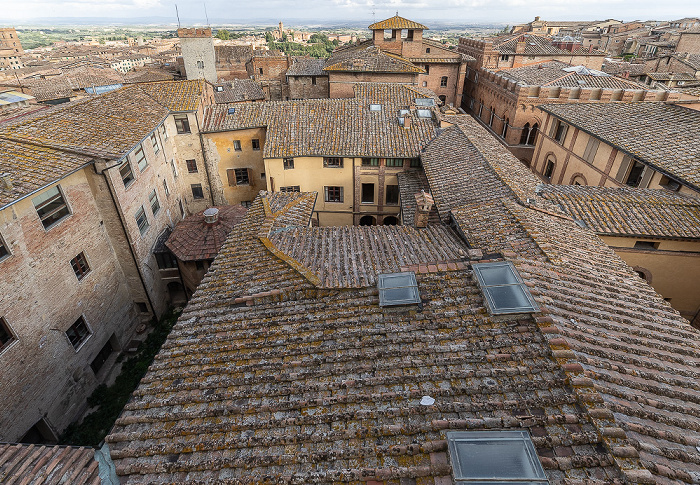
[286,57,327,77]
[213,79,265,104]
[0,443,100,485]
[324,45,425,73]
[135,79,205,112]
[368,15,428,31]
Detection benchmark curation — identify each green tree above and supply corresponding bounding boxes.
[216,29,230,40]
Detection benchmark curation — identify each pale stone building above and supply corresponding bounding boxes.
[178,28,217,84]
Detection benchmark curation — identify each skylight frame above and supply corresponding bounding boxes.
[416,109,432,119]
[369,103,383,112]
[415,97,436,107]
[446,430,548,484]
[377,271,421,307]
[471,261,540,315]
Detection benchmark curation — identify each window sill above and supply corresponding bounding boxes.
[71,334,93,353]
[42,214,72,232]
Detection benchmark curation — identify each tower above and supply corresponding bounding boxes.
[178,27,217,83]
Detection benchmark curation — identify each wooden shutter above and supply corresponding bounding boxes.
[582,138,600,163]
[615,156,632,182]
[639,165,654,188]
[227,168,236,186]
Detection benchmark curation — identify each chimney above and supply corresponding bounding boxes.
[516,36,527,54]
[402,115,411,128]
[0,173,12,190]
[203,207,220,224]
[414,190,434,228]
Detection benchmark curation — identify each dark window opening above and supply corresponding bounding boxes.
[386,185,399,205]
[325,186,343,203]
[362,157,379,166]
[174,114,191,134]
[66,316,91,350]
[191,184,204,199]
[625,161,645,187]
[233,140,242,151]
[156,251,178,269]
[119,160,134,187]
[186,159,198,173]
[361,183,374,203]
[544,159,555,180]
[323,157,343,168]
[0,317,16,352]
[382,216,399,226]
[283,158,294,169]
[234,168,250,185]
[70,252,90,280]
[136,302,149,313]
[0,235,9,261]
[280,186,300,192]
[440,76,448,87]
[33,186,70,229]
[90,339,115,374]
[634,241,659,250]
[359,215,376,226]
[252,139,260,150]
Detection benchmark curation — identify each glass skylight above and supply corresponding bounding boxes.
[471,261,539,314]
[415,97,435,107]
[378,272,420,307]
[447,430,548,484]
[416,109,432,119]
[369,104,382,112]
[227,107,236,115]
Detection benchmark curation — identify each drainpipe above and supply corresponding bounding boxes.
[96,163,157,317]
[194,111,215,206]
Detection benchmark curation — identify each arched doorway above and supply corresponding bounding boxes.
[382,216,399,226]
[359,215,376,226]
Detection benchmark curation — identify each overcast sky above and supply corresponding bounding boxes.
[1,0,697,26]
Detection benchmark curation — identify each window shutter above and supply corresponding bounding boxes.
[247,168,252,184]
[227,168,237,186]
[639,165,654,188]
[583,138,599,163]
[549,120,558,137]
[615,156,633,182]
[339,186,344,202]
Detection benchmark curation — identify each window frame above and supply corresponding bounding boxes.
[386,158,404,168]
[119,159,135,188]
[33,185,71,230]
[362,157,379,167]
[163,179,170,197]
[386,185,400,205]
[234,168,250,185]
[174,114,191,134]
[170,159,178,178]
[361,183,375,204]
[0,233,10,262]
[440,76,448,87]
[251,139,260,150]
[283,158,295,170]
[149,189,160,215]
[133,144,148,172]
[159,123,168,140]
[0,317,17,354]
[186,159,198,173]
[135,205,149,235]
[279,186,301,193]
[191,183,204,199]
[70,252,91,281]
[582,137,600,163]
[65,316,92,351]
[324,186,344,203]
[233,140,242,151]
[150,132,160,155]
[323,157,343,168]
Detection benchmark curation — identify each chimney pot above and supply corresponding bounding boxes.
[203,207,220,224]
[0,173,12,190]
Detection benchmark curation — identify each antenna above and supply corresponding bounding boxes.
[203,2,210,27]
[175,4,181,29]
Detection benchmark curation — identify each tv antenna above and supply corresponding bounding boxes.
[203,2,210,26]
[175,4,181,28]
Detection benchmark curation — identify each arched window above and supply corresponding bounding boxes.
[520,123,530,145]
[544,157,555,181]
[527,123,539,145]
[359,215,376,226]
[502,118,509,138]
[489,108,495,127]
[382,216,399,226]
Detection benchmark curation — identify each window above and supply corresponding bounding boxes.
[191,184,204,199]
[135,206,149,235]
[133,145,148,172]
[471,261,540,314]
[369,104,382,112]
[446,430,547,485]
[259,67,263,75]
[170,159,178,178]
[440,76,448,87]
[311,76,317,85]
[90,338,115,374]
[186,159,198,173]
[215,85,224,92]
[195,260,205,271]
[544,159,555,180]
[550,120,568,144]
[119,160,134,188]
[66,316,91,350]
[324,157,343,168]
[233,140,242,151]
[582,138,600,163]
[410,158,421,168]
[324,186,343,203]
[33,186,70,229]
[252,139,260,150]
[362,158,379,166]
[174,114,191,134]
[0,234,10,261]
[386,185,399,205]
[426,47,431,53]
[378,272,421,307]
[136,302,149,313]
[159,123,168,140]
[150,133,160,154]
[361,183,374,203]
[179,200,185,218]
[149,189,160,215]
[241,200,252,208]
[196,60,204,69]
[634,240,659,250]
[283,158,294,170]
[163,179,170,197]
[0,317,16,352]
[439,95,447,105]
[386,158,404,167]
[625,160,646,187]
[280,186,301,192]
[500,54,510,61]
[424,65,430,74]
[70,252,90,280]
[155,251,178,269]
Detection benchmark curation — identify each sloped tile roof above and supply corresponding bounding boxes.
[405,38,474,63]
[0,442,100,484]
[324,45,425,73]
[122,69,174,84]
[496,60,652,89]
[538,102,700,190]
[396,170,440,226]
[539,185,700,238]
[213,79,265,104]
[285,57,327,76]
[62,66,125,89]
[647,72,697,81]
[202,83,439,159]
[135,79,205,112]
[368,14,428,31]
[601,60,647,77]
[0,138,94,209]
[165,205,248,261]
[496,34,606,56]
[17,77,74,102]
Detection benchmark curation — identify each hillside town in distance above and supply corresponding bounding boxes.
[1,8,700,484]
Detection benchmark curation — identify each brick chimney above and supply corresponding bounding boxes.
[414,190,434,228]
[0,173,12,190]
[516,36,527,54]
[402,115,411,128]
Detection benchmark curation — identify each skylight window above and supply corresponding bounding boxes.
[415,97,435,107]
[227,107,236,115]
[378,272,421,307]
[447,430,548,484]
[416,109,432,119]
[471,261,539,314]
[369,104,382,112]
[398,109,410,116]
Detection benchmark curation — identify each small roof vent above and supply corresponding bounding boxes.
[203,207,220,224]
[378,272,421,307]
[472,261,539,314]
[216,86,224,92]
[227,107,236,115]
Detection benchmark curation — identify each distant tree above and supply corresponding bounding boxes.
[501,25,510,33]
[281,32,288,42]
[265,31,274,44]
[99,38,105,44]
[216,29,230,40]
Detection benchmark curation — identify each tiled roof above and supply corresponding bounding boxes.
[496,34,606,56]
[213,79,265,104]
[396,170,440,226]
[539,185,700,238]
[122,69,174,84]
[403,38,471,63]
[538,102,700,190]
[135,79,205,111]
[286,57,327,76]
[62,66,125,89]
[0,442,100,484]
[647,72,697,81]
[425,114,700,483]
[496,60,651,89]
[674,53,700,71]
[18,77,74,102]
[166,205,248,261]
[677,85,700,97]
[601,61,647,77]
[0,85,168,159]
[368,14,428,31]
[324,45,425,73]
[202,83,439,159]
[0,138,94,209]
